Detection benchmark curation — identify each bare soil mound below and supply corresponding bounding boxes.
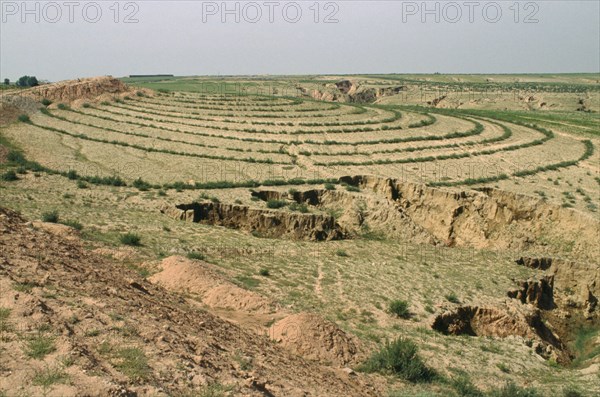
[269,312,365,366]
[0,207,381,396]
[149,256,276,313]
[17,76,132,104]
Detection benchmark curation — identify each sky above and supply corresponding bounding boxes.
[1,0,599,82]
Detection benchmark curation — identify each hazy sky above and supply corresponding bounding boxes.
[1,1,599,81]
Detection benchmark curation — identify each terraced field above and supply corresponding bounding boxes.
[4,89,598,214]
[1,76,599,397]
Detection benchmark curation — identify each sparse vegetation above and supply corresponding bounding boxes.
[41,210,59,223]
[388,300,410,319]
[360,337,435,383]
[120,232,141,246]
[25,334,56,359]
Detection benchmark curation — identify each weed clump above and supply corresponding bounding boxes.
[120,233,141,246]
[388,300,410,319]
[360,337,435,383]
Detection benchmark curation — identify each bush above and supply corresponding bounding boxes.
[1,170,19,181]
[266,199,287,209]
[82,103,91,108]
[187,252,205,260]
[258,268,270,277]
[120,233,141,246]
[41,98,52,106]
[388,300,410,319]
[7,151,26,164]
[66,170,78,180]
[336,249,348,257]
[57,103,69,110]
[445,293,460,304]
[76,180,88,189]
[360,338,434,383]
[450,375,484,397]
[324,183,336,190]
[488,382,540,397]
[61,220,83,231]
[133,178,151,191]
[18,114,30,123]
[41,210,59,223]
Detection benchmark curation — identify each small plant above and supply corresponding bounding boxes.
[114,347,150,380]
[324,183,336,190]
[445,293,460,304]
[76,180,88,189]
[266,199,287,209]
[360,337,435,383]
[41,210,59,223]
[336,249,348,257]
[82,102,91,108]
[32,366,69,387]
[25,334,56,359]
[133,178,151,191]
[345,185,360,192]
[450,374,484,397]
[488,382,540,397]
[496,362,510,373]
[60,220,83,231]
[1,170,19,181]
[0,307,11,335]
[18,114,30,123]
[258,268,270,277]
[120,233,141,246]
[388,300,410,319]
[57,103,69,110]
[187,251,205,260]
[41,98,52,106]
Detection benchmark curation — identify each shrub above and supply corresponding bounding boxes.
[133,178,151,191]
[67,170,78,180]
[120,233,141,246]
[18,114,30,123]
[7,151,26,164]
[187,252,205,260]
[289,202,309,213]
[360,338,434,383]
[258,268,270,277]
[487,382,540,397]
[41,98,52,106]
[324,183,336,190]
[57,103,69,110]
[1,170,19,181]
[450,374,484,397]
[445,293,460,304]
[77,180,88,189]
[345,185,360,192]
[266,199,287,209]
[60,220,83,231]
[562,386,583,397]
[336,249,348,257]
[388,300,410,319]
[41,210,59,223]
[82,103,91,108]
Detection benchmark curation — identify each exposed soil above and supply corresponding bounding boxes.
[161,201,346,241]
[0,207,384,396]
